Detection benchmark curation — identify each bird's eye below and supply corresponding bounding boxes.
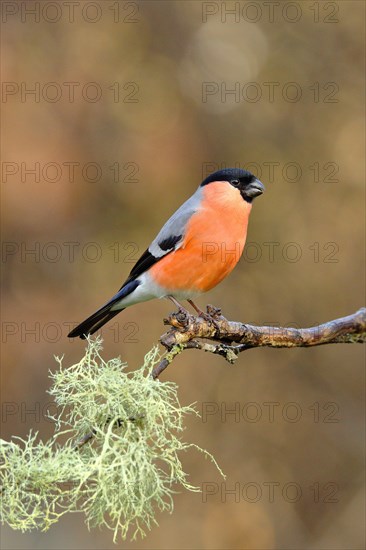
[231,179,240,187]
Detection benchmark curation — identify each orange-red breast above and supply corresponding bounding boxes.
[68,168,264,339]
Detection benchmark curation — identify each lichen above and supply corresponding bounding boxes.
[0,338,224,542]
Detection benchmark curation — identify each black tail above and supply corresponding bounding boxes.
[68,280,139,339]
[67,307,123,339]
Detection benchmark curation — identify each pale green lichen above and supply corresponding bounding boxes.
[0,338,224,542]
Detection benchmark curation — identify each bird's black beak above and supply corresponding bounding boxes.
[245,178,265,199]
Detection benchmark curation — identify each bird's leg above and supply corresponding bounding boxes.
[187,300,221,329]
[166,295,191,315]
[187,299,206,318]
[187,299,221,329]
[165,295,193,328]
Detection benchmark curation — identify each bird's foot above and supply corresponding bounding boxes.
[164,305,193,331]
[165,309,193,330]
[190,302,223,332]
[164,295,194,329]
[176,306,194,326]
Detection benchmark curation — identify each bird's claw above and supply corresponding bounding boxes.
[164,303,223,333]
[176,307,192,326]
[164,307,192,330]
[194,304,223,332]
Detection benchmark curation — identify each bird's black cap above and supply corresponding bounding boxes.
[200,168,256,187]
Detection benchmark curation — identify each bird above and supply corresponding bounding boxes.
[68,168,265,339]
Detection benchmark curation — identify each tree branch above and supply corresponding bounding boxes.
[152,307,366,379]
[73,307,365,447]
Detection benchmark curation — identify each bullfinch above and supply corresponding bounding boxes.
[68,168,265,339]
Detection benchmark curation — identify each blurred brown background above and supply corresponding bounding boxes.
[1,1,365,549]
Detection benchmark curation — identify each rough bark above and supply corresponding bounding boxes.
[152,307,366,378]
